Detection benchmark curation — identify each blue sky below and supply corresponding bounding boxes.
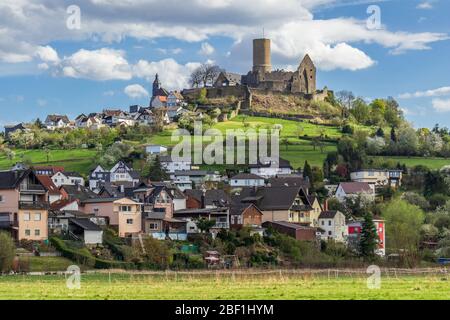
[1,0,449,130]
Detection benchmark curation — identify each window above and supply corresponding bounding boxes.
[23,213,30,221]
[126,219,133,224]
[321,221,324,226]
[328,231,332,236]
[35,229,40,236]
[149,223,158,230]
[328,220,332,226]
[25,229,31,236]
[121,206,132,212]
[34,213,41,221]
[0,195,3,202]
[94,208,99,213]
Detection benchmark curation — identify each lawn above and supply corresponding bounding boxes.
[22,256,78,272]
[0,272,448,300]
[0,148,98,175]
[371,156,450,170]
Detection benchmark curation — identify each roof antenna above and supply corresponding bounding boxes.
[263,27,265,39]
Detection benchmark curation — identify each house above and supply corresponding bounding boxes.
[350,169,403,189]
[59,184,97,202]
[50,198,79,212]
[232,186,316,224]
[347,218,386,256]
[48,210,105,234]
[45,115,70,130]
[4,123,26,139]
[88,162,140,192]
[318,210,348,242]
[171,170,221,191]
[267,175,310,191]
[335,182,375,203]
[134,183,187,240]
[78,116,104,129]
[184,189,230,210]
[150,95,167,108]
[145,144,168,155]
[51,171,85,187]
[0,169,49,241]
[262,221,322,241]
[230,203,263,229]
[36,175,61,204]
[167,91,185,107]
[134,108,154,125]
[214,72,242,87]
[173,207,230,234]
[80,197,142,237]
[68,218,103,245]
[160,155,192,173]
[230,173,265,187]
[166,106,187,121]
[33,165,65,176]
[249,158,293,178]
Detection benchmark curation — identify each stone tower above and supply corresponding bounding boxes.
[253,38,272,74]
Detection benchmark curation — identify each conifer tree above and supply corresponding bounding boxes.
[359,212,379,260]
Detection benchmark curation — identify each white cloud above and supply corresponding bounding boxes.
[35,46,60,64]
[417,2,433,10]
[133,58,201,90]
[60,48,133,81]
[124,84,149,99]
[399,86,450,99]
[0,0,447,73]
[433,98,450,113]
[199,42,215,56]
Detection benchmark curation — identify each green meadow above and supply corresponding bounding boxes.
[0,272,448,300]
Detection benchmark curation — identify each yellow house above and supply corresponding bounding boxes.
[81,197,141,237]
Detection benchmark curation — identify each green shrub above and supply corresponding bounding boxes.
[0,232,16,272]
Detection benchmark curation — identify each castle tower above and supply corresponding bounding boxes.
[253,38,272,74]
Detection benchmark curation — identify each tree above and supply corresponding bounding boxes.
[359,212,379,260]
[43,145,50,163]
[0,232,15,272]
[383,199,425,267]
[197,218,216,234]
[303,161,314,187]
[390,127,397,143]
[190,63,222,87]
[350,98,370,124]
[143,155,169,182]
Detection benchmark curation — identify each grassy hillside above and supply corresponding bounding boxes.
[1,116,449,174]
[0,148,98,175]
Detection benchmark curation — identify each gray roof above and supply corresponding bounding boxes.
[231,173,264,180]
[319,211,340,219]
[69,218,102,231]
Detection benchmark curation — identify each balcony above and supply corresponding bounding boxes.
[19,201,50,210]
[19,184,46,194]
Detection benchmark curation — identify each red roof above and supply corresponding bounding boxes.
[36,175,60,195]
[50,198,78,210]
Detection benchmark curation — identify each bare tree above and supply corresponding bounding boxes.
[190,63,223,88]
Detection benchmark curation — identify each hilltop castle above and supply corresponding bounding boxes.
[214,38,317,95]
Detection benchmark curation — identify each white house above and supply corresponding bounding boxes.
[230,173,265,187]
[249,158,293,178]
[150,95,167,108]
[350,169,403,188]
[88,162,140,192]
[51,171,85,187]
[318,210,348,242]
[45,115,70,130]
[145,145,168,155]
[335,182,375,203]
[160,155,192,173]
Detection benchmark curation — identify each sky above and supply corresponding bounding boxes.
[0,0,450,130]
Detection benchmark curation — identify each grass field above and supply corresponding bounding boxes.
[0,272,449,300]
[0,148,98,174]
[371,156,450,170]
[23,256,78,272]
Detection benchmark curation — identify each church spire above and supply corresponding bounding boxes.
[152,73,161,97]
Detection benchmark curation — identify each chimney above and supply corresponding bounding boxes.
[323,199,328,212]
[201,189,206,209]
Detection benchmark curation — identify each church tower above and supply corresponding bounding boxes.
[152,74,161,97]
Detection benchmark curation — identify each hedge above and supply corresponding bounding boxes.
[50,237,134,270]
